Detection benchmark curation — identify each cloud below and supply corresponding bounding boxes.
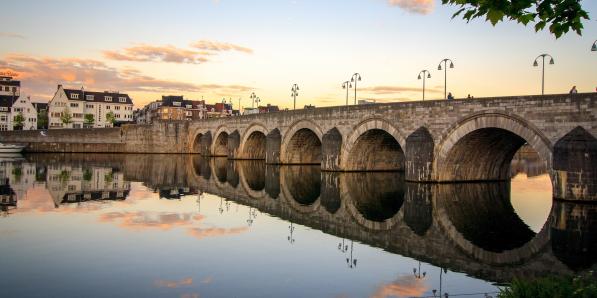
[387,0,434,14]
[187,226,248,240]
[370,275,428,298]
[361,85,442,95]
[0,53,252,100]
[154,277,194,288]
[99,211,200,231]
[103,45,210,64]
[0,32,25,39]
[191,40,253,54]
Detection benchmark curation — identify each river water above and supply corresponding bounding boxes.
[0,153,595,298]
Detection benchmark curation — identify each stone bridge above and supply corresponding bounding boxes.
[3,93,597,201]
[24,154,597,284]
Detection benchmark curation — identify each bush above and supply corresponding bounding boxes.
[499,273,597,298]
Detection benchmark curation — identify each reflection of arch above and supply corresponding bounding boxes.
[212,126,231,157]
[192,155,211,180]
[340,118,406,171]
[434,113,552,182]
[226,161,239,188]
[265,165,280,199]
[239,124,268,159]
[211,157,228,188]
[404,183,432,236]
[320,171,341,214]
[280,166,321,214]
[405,127,434,181]
[340,172,405,230]
[434,182,552,265]
[280,120,323,164]
[238,160,267,199]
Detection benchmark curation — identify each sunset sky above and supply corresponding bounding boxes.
[1,0,596,109]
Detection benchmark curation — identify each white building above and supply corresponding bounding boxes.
[48,85,134,129]
[0,95,38,131]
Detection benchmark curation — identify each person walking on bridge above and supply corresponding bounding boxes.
[569,86,578,94]
[447,92,454,100]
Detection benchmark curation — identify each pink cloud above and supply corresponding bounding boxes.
[154,277,194,288]
[187,226,248,240]
[387,0,434,14]
[104,44,210,64]
[370,275,428,298]
[191,40,253,54]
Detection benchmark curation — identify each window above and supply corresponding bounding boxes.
[0,124,7,131]
[3,86,8,91]
[173,101,181,106]
[86,104,94,109]
[86,95,94,101]
[105,96,112,102]
[0,116,6,121]
[115,106,120,110]
[70,93,79,99]
[0,107,7,112]
[70,103,79,108]
[106,105,110,110]
[119,97,126,103]
[186,105,192,109]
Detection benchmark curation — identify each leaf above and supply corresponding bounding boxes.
[487,9,505,25]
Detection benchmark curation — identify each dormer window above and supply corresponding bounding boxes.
[105,96,112,102]
[70,93,79,99]
[86,95,94,101]
[119,97,126,103]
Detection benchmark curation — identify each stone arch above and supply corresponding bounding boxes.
[239,124,268,160]
[280,120,323,164]
[552,126,597,201]
[405,127,434,181]
[322,127,343,171]
[434,113,553,182]
[341,118,406,171]
[190,131,204,154]
[212,127,230,157]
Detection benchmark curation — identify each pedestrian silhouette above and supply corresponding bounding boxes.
[447,92,454,100]
[569,86,578,94]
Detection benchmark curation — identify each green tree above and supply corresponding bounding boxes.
[37,109,48,129]
[442,0,590,38]
[105,111,116,127]
[13,112,24,130]
[84,113,95,128]
[60,107,73,126]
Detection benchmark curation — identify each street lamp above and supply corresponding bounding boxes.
[592,40,596,52]
[417,70,431,101]
[249,92,257,108]
[437,59,454,99]
[413,261,426,279]
[533,53,555,95]
[291,84,299,110]
[350,73,362,105]
[342,81,351,106]
[255,97,261,109]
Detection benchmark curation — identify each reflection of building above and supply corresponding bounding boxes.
[45,165,130,207]
[157,186,197,200]
[0,178,17,214]
[0,160,37,202]
[511,144,547,177]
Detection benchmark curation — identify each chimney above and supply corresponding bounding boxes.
[57,84,62,90]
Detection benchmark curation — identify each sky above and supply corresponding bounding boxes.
[0,0,596,109]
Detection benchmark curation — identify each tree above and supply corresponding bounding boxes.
[60,107,73,126]
[13,112,24,130]
[105,111,116,127]
[84,113,95,128]
[37,109,48,129]
[442,0,590,38]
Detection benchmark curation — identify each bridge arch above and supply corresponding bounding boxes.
[211,126,231,157]
[434,113,552,182]
[239,123,268,160]
[280,120,323,164]
[280,166,322,214]
[340,118,406,171]
[190,130,212,155]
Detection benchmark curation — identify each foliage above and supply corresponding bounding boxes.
[84,113,95,128]
[105,111,116,126]
[60,107,72,125]
[59,170,70,185]
[442,0,590,38]
[12,167,22,182]
[83,168,93,181]
[37,109,48,129]
[499,273,597,298]
[104,172,113,183]
[13,112,24,129]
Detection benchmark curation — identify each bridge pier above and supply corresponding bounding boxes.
[227,131,240,158]
[553,127,597,202]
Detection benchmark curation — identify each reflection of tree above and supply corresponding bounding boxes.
[59,170,70,186]
[11,167,22,182]
[83,168,93,181]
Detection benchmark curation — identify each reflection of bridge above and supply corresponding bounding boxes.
[26,154,597,283]
[3,94,597,201]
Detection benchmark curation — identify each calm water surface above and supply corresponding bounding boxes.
[0,153,595,298]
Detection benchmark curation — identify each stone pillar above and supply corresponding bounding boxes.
[553,127,597,201]
[266,129,281,164]
[405,127,434,182]
[199,131,212,156]
[321,128,342,171]
[228,131,240,159]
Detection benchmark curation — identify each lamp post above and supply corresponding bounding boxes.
[255,97,261,110]
[350,73,362,105]
[291,84,299,110]
[250,92,257,108]
[238,98,242,115]
[437,59,454,99]
[592,40,597,52]
[342,81,351,106]
[533,54,555,95]
[288,222,295,244]
[417,70,431,101]
[413,261,426,279]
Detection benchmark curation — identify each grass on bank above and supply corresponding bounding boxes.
[498,273,597,298]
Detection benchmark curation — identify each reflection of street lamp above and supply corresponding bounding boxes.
[196,192,204,212]
[533,53,555,95]
[437,58,454,99]
[432,267,448,298]
[417,70,431,101]
[247,207,258,226]
[338,238,357,269]
[291,84,299,110]
[350,73,362,105]
[287,222,295,244]
[341,81,351,106]
[413,261,426,279]
[218,197,224,214]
